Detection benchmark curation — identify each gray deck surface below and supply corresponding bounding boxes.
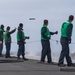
[0,57,75,75]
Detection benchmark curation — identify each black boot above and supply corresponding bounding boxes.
[22,56,28,61]
[17,56,21,60]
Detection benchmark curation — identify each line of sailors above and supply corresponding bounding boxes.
[0,23,29,60]
[0,15,75,67]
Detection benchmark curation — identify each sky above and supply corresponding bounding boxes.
[0,0,75,61]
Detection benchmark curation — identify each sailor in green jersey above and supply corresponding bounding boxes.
[40,20,58,63]
[58,15,75,67]
[17,23,29,60]
[0,25,4,56]
[4,26,16,58]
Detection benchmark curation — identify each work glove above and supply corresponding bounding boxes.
[68,38,71,44]
[26,36,30,39]
[55,31,58,34]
